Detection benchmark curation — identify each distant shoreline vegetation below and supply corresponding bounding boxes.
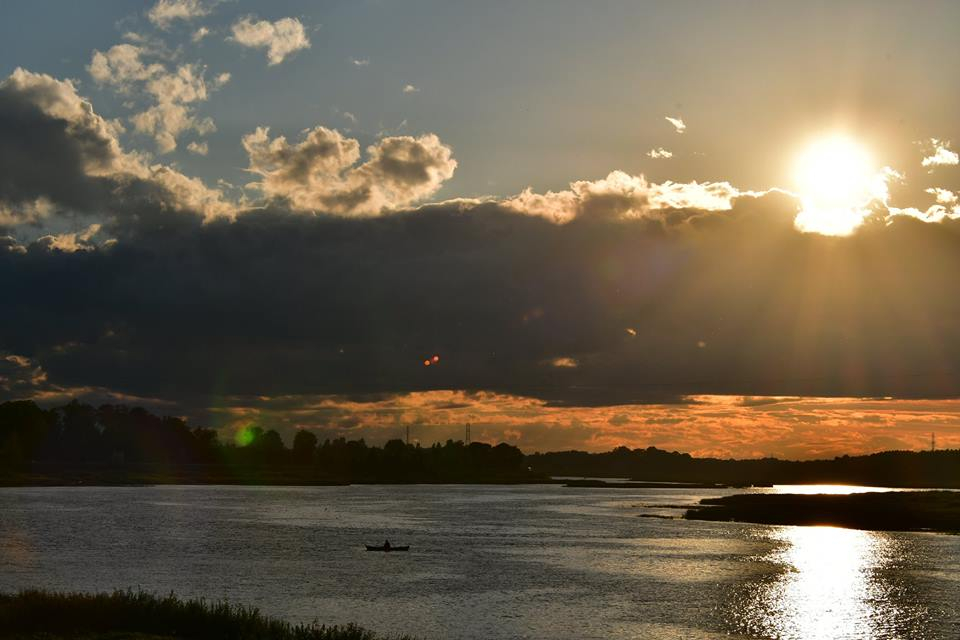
[1,399,959,488]
[0,589,413,640]
[684,491,960,533]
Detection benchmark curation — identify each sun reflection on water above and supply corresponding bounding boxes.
[770,484,909,495]
[737,526,904,639]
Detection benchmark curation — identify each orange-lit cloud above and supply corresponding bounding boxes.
[201,391,960,460]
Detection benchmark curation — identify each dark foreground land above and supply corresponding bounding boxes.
[684,490,960,533]
[0,590,412,640]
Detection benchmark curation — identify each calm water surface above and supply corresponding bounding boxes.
[1,484,958,639]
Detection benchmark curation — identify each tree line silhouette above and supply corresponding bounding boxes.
[1,399,958,487]
[528,445,960,488]
[0,400,531,484]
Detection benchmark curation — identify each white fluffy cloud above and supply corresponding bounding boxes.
[889,204,960,223]
[890,187,960,223]
[926,187,958,206]
[148,0,210,29]
[647,147,673,159]
[230,16,310,65]
[186,141,208,155]
[649,180,743,210]
[88,45,226,153]
[88,44,164,86]
[242,126,457,215]
[5,68,458,223]
[921,139,959,168]
[131,103,214,153]
[133,62,218,153]
[504,170,742,223]
[665,116,686,134]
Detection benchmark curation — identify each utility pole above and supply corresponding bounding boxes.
[406,425,410,445]
[465,423,471,444]
[931,432,936,453]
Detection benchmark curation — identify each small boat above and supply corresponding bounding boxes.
[365,544,409,552]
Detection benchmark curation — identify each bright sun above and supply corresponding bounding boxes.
[792,136,882,236]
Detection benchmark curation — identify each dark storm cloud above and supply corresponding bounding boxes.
[0,73,118,213]
[0,68,224,232]
[4,68,960,411]
[4,190,960,409]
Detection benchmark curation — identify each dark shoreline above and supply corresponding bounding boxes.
[684,490,960,533]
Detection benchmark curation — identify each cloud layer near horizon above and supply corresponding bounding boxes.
[3,66,960,456]
[6,191,960,404]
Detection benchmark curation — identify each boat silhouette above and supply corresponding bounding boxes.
[365,543,409,552]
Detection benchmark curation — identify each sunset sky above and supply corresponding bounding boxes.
[2,0,960,458]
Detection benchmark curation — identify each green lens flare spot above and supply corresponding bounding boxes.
[235,425,257,447]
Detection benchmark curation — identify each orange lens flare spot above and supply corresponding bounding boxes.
[423,360,431,366]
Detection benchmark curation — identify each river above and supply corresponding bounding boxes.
[1,484,958,639]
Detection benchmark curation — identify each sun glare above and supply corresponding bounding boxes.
[792,136,881,236]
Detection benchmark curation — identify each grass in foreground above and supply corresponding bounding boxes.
[684,490,960,533]
[0,590,416,640]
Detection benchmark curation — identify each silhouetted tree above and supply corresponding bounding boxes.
[0,400,54,468]
[292,429,317,464]
[255,429,285,465]
[55,401,101,463]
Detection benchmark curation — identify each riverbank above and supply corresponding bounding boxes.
[0,590,413,640]
[684,490,960,533]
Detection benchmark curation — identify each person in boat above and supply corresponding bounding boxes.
[383,539,391,551]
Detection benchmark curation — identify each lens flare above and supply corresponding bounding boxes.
[234,425,257,446]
